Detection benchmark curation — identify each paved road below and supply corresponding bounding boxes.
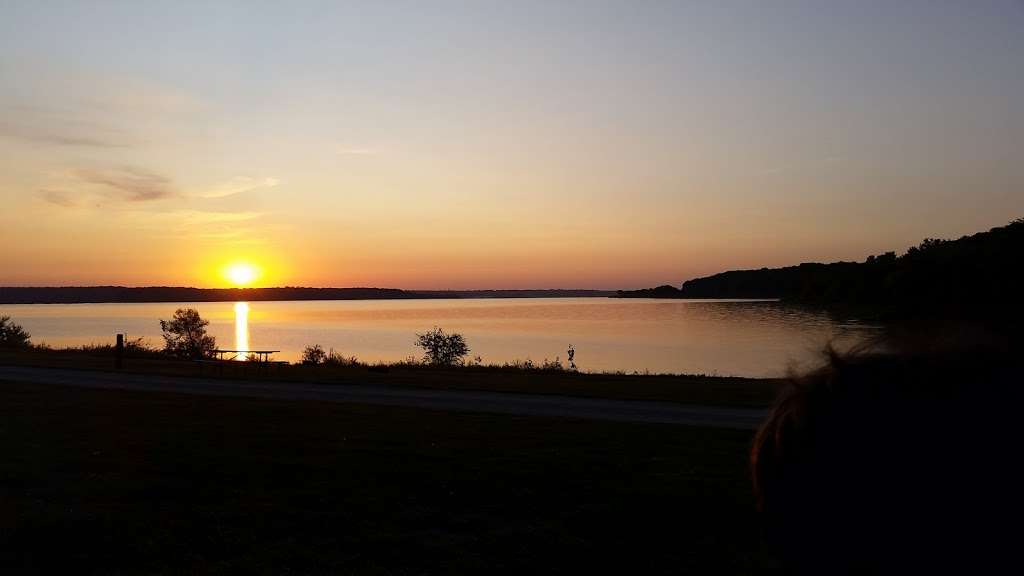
[0,365,768,429]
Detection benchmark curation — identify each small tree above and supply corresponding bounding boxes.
[302,344,327,365]
[0,316,31,348]
[159,308,217,359]
[415,327,470,366]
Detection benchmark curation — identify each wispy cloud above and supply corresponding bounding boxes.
[38,169,283,210]
[197,176,279,199]
[0,114,136,149]
[36,166,177,208]
[37,189,78,207]
[73,167,176,202]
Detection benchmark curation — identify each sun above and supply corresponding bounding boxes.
[224,262,260,287]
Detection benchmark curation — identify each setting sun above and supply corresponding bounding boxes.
[224,263,260,287]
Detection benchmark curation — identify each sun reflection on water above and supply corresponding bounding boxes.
[234,302,250,360]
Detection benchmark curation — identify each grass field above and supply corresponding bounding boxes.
[0,347,782,408]
[0,380,777,575]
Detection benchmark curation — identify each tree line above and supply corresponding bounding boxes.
[618,218,1024,321]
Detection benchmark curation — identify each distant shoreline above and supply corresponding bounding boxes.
[0,286,616,305]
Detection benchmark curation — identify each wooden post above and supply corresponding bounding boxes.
[115,333,124,369]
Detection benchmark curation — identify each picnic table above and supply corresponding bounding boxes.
[213,349,280,363]
[197,349,285,376]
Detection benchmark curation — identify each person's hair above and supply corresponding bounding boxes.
[751,339,1018,574]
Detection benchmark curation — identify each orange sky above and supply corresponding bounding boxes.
[2,2,1022,289]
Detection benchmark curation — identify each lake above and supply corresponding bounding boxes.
[0,298,881,377]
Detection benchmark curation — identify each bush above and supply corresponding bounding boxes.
[498,358,573,372]
[159,308,217,359]
[302,345,360,367]
[124,337,154,355]
[324,349,359,367]
[302,344,327,365]
[0,316,31,348]
[414,327,470,366]
[541,357,564,371]
[502,358,536,370]
[66,338,160,357]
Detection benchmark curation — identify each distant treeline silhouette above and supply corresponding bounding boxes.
[416,289,615,299]
[0,286,615,305]
[618,218,1024,319]
[0,286,428,305]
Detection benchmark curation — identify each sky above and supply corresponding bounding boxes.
[1,1,1022,289]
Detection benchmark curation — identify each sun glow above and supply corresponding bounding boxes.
[224,262,260,287]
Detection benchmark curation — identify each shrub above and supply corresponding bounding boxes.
[68,338,159,357]
[302,344,327,365]
[159,308,217,359]
[414,327,470,366]
[387,356,421,368]
[541,357,564,371]
[0,316,31,348]
[498,358,570,372]
[324,349,359,367]
[502,358,536,370]
[124,337,154,355]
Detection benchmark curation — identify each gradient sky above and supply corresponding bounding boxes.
[1,1,1022,289]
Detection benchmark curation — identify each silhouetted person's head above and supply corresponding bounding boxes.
[751,341,1019,574]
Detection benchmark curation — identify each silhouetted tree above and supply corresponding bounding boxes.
[0,315,31,347]
[415,327,470,366]
[302,344,327,365]
[159,308,216,359]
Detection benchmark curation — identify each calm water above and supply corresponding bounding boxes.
[0,298,881,377]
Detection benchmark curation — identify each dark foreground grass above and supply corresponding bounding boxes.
[0,381,776,575]
[0,347,782,407]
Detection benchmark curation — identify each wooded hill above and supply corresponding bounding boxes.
[619,219,1024,320]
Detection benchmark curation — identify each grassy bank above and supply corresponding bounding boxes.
[0,346,782,408]
[0,380,775,575]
